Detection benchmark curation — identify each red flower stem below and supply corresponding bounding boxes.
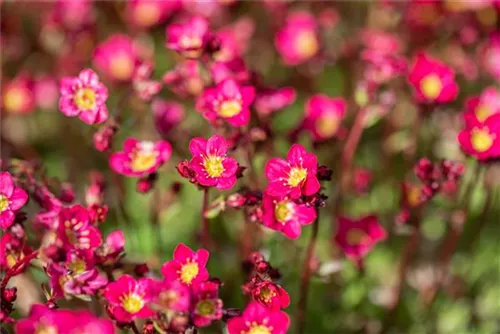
[201,187,211,249]
[297,209,320,334]
[0,250,39,293]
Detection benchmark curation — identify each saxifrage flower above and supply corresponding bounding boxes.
[161,243,209,286]
[0,172,28,230]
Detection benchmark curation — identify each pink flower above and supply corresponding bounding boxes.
[103,274,155,323]
[16,304,114,334]
[196,78,255,127]
[302,95,347,141]
[110,138,172,177]
[212,18,255,62]
[408,52,459,104]
[480,32,500,81]
[1,74,35,114]
[126,0,179,28]
[56,205,102,250]
[254,87,296,117]
[59,69,109,125]
[166,16,210,58]
[464,87,500,123]
[188,135,239,190]
[0,232,33,270]
[34,75,59,110]
[261,194,316,239]
[275,11,319,66]
[95,230,125,266]
[249,280,290,311]
[152,278,191,312]
[161,243,209,286]
[152,99,185,137]
[0,172,28,230]
[132,62,162,101]
[458,114,500,161]
[264,144,320,199]
[52,0,95,31]
[191,281,223,327]
[227,301,290,334]
[93,34,138,81]
[334,216,387,263]
[163,60,205,97]
[210,58,251,85]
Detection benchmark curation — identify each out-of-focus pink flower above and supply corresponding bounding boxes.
[265,144,320,199]
[132,62,162,101]
[166,16,210,58]
[95,230,125,266]
[161,243,209,286]
[188,135,240,190]
[152,99,185,137]
[353,168,373,194]
[261,194,316,239]
[93,34,138,81]
[0,172,28,230]
[47,262,107,299]
[1,74,35,114]
[52,0,95,31]
[249,279,290,311]
[458,113,500,161]
[0,232,33,270]
[59,69,108,125]
[302,95,347,141]
[334,215,387,263]
[103,274,155,323]
[109,138,172,177]
[464,87,500,123]
[15,304,114,334]
[126,0,179,28]
[227,301,290,334]
[152,278,191,312]
[212,17,255,62]
[254,87,296,117]
[191,281,223,327]
[34,75,59,110]
[210,58,251,85]
[408,52,459,104]
[196,78,255,127]
[56,205,102,250]
[275,11,320,66]
[163,60,205,97]
[479,32,500,81]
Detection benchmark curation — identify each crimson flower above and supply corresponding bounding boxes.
[161,243,209,286]
[56,205,102,250]
[227,301,290,334]
[191,281,223,328]
[0,172,28,230]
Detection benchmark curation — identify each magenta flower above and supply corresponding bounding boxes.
[56,205,102,250]
[210,58,251,85]
[166,16,210,58]
[464,87,500,123]
[264,144,320,199]
[16,304,114,334]
[188,135,239,190]
[191,281,223,328]
[93,34,138,81]
[126,0,179,28]
[59,69,109,125]
[95,230,125,265]
[458,113,500,161]
[109,138,172,177]
[250,280,290,311]
[334,216,387,263]
[34,75,59,110]
[275,11,319,66]
[0,232,33,270]
[196,78,255,127]
[408,52,459,104]
[261,194,316,239]
[1,73,35,114]
[152,99,185,137]
[302,95,347,141]
[254,87,296,117]
[480,32,500,81]
[103,274,156,323]
[152,278,191,312]
[0,172,28,230]
[161,243,209,286]
[163,60,205,97]
[227,301,290,334]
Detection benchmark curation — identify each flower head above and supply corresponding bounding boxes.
[188,135,239,190]
[458,113,500,161]
[227,301,290,334]
[191,281,223,327]
[196,78,255,127]
[464,87,500,123]
[161,243,209,286]
[480,32,500,81]
[95,230,125,266]
[264,144,320,199]
[302,95,347,141]
[261,194,316,239]
[110,138,172,177]
[103,274,155,323]
[59,69,109,125]
[152,99,185,137]
[93,34,138,81]
[334,215,387,263]
[166,16,210,58]
[0,232,33,270]
[56,205,102,250]
[254,87,296,117]
[1,74,35,114]
[126,0,179,28]
[152,278,191,312]
[249,279,290,311]
[408,52,459,104]
[163,60,205,97]
[0,172,28,230]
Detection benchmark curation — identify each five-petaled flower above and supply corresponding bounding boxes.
[188,135,239,190]
[161,243,209,286]
[250,279,290,311]
[464,87,500,123]
[0,172,28,230]
[59,69,109,125]
[302,94,347,141]
[227,301,290,334]
[191,281,223,328]
[166,16,210,59]
[93,34,138,82]
[265,144,320,199]
[458,113,500,161]
[56,205,102,250]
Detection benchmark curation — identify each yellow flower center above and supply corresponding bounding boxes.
[288,167,307,187]
[346,228,368,246]
[316,114,340,138]
[218,100,242,118]
[475,104,491,122]
[196,300,215,316]
[73,88,96,110]
[0,195,9,212]
[274,201,292,223]
[134,2,160,27]
[179,261,199,285]
[420,74,443,100]
[471,127,495,152]
[246,323,272,334]
[35,324,58,334]
[110,53,135,81]
[6,253,17,269]
[131,151,158,172]
[204,155,225,178]
[122,293,144,314]
[3,88,26,113]
[295,31,319,59]
[259,287,276,303]
[67,259,86,274]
